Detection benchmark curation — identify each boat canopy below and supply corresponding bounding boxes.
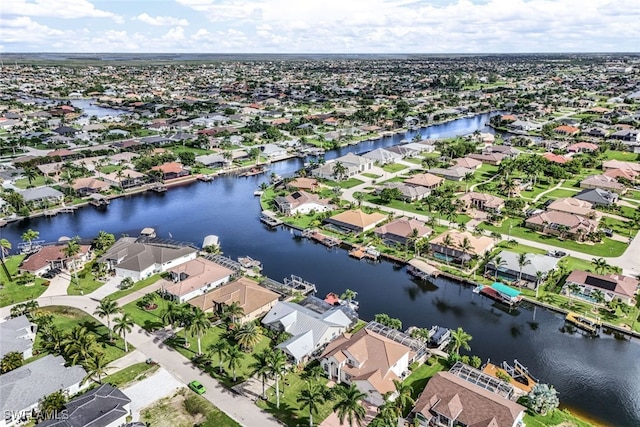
[491,282,521,298]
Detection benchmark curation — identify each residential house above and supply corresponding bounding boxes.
[0,355,87,427]
[385,145,422,158]
[604,167,639,182]
[324,209,387,233]
[274,190,334,216]
[286,177,319,192]
[20,187,64,207]
[151,162,190,181]
[609,129,640,142]
[39,384,131,427]
[261,297,354,363]
[580,174,627,194]
[573,188,619,207]
[98,237,198,281]
[19,243,92,276]
[0,315,37,359]
[468,153,506,166]
[412,370,525,427]
[542,152,569,164]
[404,173,444,189]
[586,128,608,138]
[452,157,482,170]
[485,145,521,158]
[524,211,598,241]
[546,198,600,220]
[312,153,374,180]
[188,276,279,323]
[320,328,413,406]
[554,125,580,136]
[67,177,110,197]
[195,153,231,169]
[429,230,494,264]
[564,270,638,305]
[376,182,430,202]
[427,167,475,182]
[487,250,559,288]
[374,217,432,246]
[47,149,79,161]
[160,257,235,303]
[361,148,403,165]
[459,192,505,213]
[601,160,640,173]
[567,142,599,154]
[261,143,288,159]
[102,169,146,189]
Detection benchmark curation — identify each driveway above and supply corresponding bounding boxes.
[122,367,183,420]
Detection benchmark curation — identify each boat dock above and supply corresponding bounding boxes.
[150,184,167,193]
[260,210,283,227]
[348,245,380,260]
[43,206,78,217]
[197,175,214,182]
[407,258,441,279]
[473,282,522,306]
[566,312,601,335]
[302,228,341,247]
[238,256,262,271]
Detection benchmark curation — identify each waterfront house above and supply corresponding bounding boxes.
[195,153,231,169]
[311,153,374,180]
[38,384,131,427]
[385,145,421,158]
[261,143,288,159]
[573,188,619,207]
[427,167,475,182]
[0,315,37,359]
[487,250,559,288]
[102,169,146,189]
[404,173,444,189]
[286,177,319,192]
[375,182,430,202]
[524,211,598,241]
[546,198,600,220]
[66,177,110,197]
[151,162,190,181]
[412,370,525,427]
[261,297,354,363]
[361,148,403,165]
[580,174,626,194]
[0,355,87,427]
[20,186,64,207]
[160,257,235,303]
[567,142,599,154]
[188,276,279,323]
[459,192,505,213]
[324,209,387,233]
[563,270,638,305]
[374,217,432,246]
[319,328,412,406]
[274,190,334,216]
[98,237,198,281]
[19,243,92,276]
[429,230,494,264]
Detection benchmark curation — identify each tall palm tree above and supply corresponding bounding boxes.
[372,400,400,427]
[441,233,454,264]
[178,305,194,346]
[188,308,211,355]
[83,352,111,385]
[590,289,606,309]
[94,297,121,342]
[21,228,39,252]
[63,327,97,365]
[450,327,472,355]
[517,253,531,284]
[267,349,287,409]
[62,236,81,289]
[235,322,262,352]
[492,256,506,281]
[567,283,581,307]
[225,344,244,382]
[221,301,244,324]
[340,289,358,304]
[1,351,24,373]
[459,237,473,266]
[391,379,415,416]
[113,313,135,352]
[0,238,12,280]
[333,384,367,427]
[299,381,330,427]
[208,340,229,374]
[332,161,347,181]
[591,257,610,275]
[250,348,273,400]
[162,301,181,328]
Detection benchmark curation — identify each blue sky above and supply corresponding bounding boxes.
[0,0,638,53]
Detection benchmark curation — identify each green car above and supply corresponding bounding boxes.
[189,380,206,395]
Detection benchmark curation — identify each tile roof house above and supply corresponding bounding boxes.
[554,125,580,136]
[452,157,482,170]
[67,177,110,197]
[262,297,354,363]
[150,162,189,180]
[0,355,87,427]
[404,173,444,189]
[311,153,374,180]
[374,217,432,246]
[0,315,37,359]
[468,153,506,166]
[188,276,280,323]
[459,192,505,213]
[427,167,475,182]
[429,230,494,264]
[546,198,600,220]
[412,371,525,427]
[564,270,638,305]
[603,167,639,182]
[20,187,64,206]
[98,237,198,281]
[580,174,626,194]
[525,211,598,241]
[376,182,431,202]
[19,244,92,276]
[160,257,235,303]
[286,177,319,192]
[487,250,559,287]
[274,190,334,216]
[102,169,146,189]
[324,209,387,233]
[320,328,413,406]
[567,142,599,153]
[542,152,569,164]
[361,148,403,165]
[573,188,619,207]
[39,384,131,427]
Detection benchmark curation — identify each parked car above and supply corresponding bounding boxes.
[547,250,567,258]
[188,380,206,395]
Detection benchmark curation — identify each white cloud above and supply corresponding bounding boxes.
[136,13,189,26]
[0,16,69,43]
[2,0,122,22]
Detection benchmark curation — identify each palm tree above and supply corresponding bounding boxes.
[332,161,347,181]
[94,297,121,341]
[459,237,473,267]
[188,308,211,355]
[492,256,506,281]
[333,384,367,427]
[299,381,330,427]
[591,257,610,275]
[341,289,357,304]
[113,313,135,352]
[178,306,194,346]
[590,289,606,308]
[21,228,39,252]
[23,167,38,186]
[92,230,115,251]
[83,352,111,385]
[1,351,24,373]
[162,301,182,328]
[221,301,244,324]
[62,236,81,289]
[0,238,12,281]
[250,348,273,400]
[372,400,400,427]
[353,192,365,207]
[235,322,262,352]
[208,340,229,374]
[267,349,287,409]
[517,253,531,284]
[567,283,581,306]
[463,172,474,193]
[450,327,472,355]
[225,344,244,382]
[64,327,97,365]
[391,378,415,416]
[442,233,454,264]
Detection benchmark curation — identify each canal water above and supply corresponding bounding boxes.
[2,113,638,426]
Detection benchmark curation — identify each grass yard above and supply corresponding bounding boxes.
[33,306,131,363]
[14,175,48,189]
[103,362,159,388]
[108,274,162,300]
[403,357,445,402]
[542,188,580,199]
[361,172,381,179]
[603,150,638,162]
[403,157,423,165]
[66,260,106,295]
[0,255,49,307]
[122,297,170,331]
[495,241,547,255]
[326,178,364,189]
[98,165,120,174]
[523,409,595,427]
[381,163,408,173]
[141,389,240,427]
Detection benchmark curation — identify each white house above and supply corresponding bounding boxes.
[161,257,235,303]
[0,316,37,359]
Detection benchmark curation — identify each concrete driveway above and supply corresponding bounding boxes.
[122,367,183,420]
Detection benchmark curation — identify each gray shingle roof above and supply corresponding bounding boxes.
[20,186,64,202]
[0,315,35,358]
[99,237,197,273]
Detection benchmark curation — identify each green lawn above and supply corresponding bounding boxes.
[66,260,106,295]
[167,324,273,387]
[14,175,48,189]
[403,157,423,165]
[123,297,170,331]
[98,165,120,174]
[361,172,381,179]
[495,241,547,255]
[381,163,408,173]
[33,306,131,363]
[0,255,49,307]
[523,409,594,427]
[326,178,364,189]
[103,362,160,388]
[542,188,580,199]
[403,357,445,402]
[482,221,628,257]
[108,274,162,300]
[603,150,638,162]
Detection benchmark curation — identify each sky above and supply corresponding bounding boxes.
[0,0,639,53]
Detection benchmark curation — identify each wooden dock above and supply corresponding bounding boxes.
[348,246,379,260]
[566,312,601,335]
[150,184,167,193]
[303,229,341,247]
[260,210,282,227]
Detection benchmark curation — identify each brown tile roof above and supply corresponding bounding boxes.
[430,230,494,256]
[525,210,598,233]
[413,371,525,427]
[70,177,110,191]
[602,160,640,172]
[188,276,279,315]
[163,258,233,298]
[327,209,387,230]
[453,157,482,169]
[580,174,626,191]
[565,270,638,298]
[20,244,90,273]
[287,177,319,190]
[374,217,432,239]
[151,162,184,174]
[603,168,638,181]
[459,192,505,209]
[542,152,568,164]
[546,198,598,219]
[404,173,444,188]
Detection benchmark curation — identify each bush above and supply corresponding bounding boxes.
[408,361,420,371]
[183,395,209,417]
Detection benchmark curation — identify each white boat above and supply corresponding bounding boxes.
[254,190,264,196]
